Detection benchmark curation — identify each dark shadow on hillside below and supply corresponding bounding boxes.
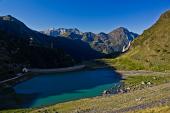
[52,36,106,61]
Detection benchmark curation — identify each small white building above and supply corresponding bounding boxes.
[22,68,28,73]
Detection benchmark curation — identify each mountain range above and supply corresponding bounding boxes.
[0,15,105,60]
[41,27,138,54]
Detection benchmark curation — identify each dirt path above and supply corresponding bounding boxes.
[116,70,170,76]
[0,65,86,85]
[0,73,24,85]
[28,65,85,73]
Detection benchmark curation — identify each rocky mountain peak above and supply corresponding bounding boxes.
[41,28,82,37]
[109,27,129,36]
[116,27,128,31]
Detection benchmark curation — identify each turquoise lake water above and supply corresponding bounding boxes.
[14,68,121,108]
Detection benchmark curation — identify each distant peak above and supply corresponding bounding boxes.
[98,32,107,35]
[48,27,56,31]
[117,27,127,29]
[73,28,80,31]
[115,27,129,31]
[47,28,80,31]
[109,27,129,35]
[5,15,12,17]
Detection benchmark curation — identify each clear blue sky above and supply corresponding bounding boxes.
[0,0,170,34]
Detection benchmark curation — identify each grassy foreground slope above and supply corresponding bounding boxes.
[101,10,170,71]
[131,106,170,113]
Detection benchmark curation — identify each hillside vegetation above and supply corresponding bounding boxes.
[101,10,170,71]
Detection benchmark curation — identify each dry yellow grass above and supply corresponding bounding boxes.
[131,106,170,113]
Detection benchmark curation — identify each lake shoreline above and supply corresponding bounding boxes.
[2,62,169,88]
[0,65,87,86]
[13,68,121,108]
[1,65,170,110]
[27,65,86,73]
[2,62,169,89]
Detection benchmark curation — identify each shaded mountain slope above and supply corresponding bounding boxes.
[0,30,75,81]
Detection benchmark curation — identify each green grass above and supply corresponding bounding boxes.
[121,75,170,91]
[99,58,146,70]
